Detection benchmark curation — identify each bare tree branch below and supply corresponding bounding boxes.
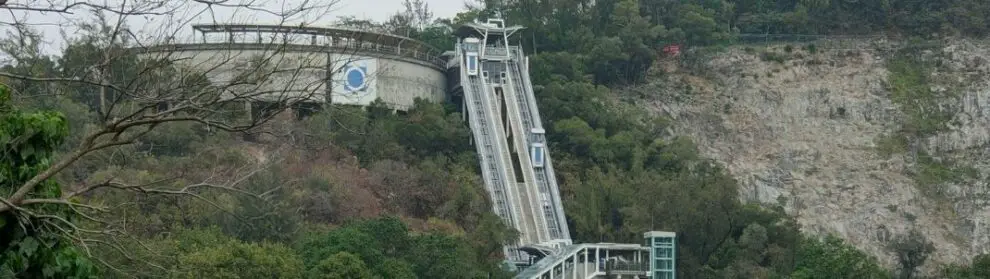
[0,0,405,273]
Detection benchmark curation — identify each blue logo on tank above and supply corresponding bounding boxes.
[343,62,368,93]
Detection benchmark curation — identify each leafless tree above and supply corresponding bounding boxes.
[0,0,407,274]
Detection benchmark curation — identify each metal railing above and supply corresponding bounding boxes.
[485,47,509,58]
[140,40,446,69]
[606,261,650,273]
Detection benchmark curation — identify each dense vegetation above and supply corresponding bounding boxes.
[2,77,517,277]
[3,0,990,278]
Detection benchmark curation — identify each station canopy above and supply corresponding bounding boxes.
[191,24,442,56]
[453,21,524,39]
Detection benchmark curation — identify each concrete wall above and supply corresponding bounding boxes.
[374,57,446,110]
[141,49,325,102]
[139,46,446,110]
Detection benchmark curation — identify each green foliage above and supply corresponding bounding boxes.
[56,42,140,113]
[136,122,207,156]
[164,228,305,279]
[204,168,302,243]
[297,217,497,279]
[790,235,891,279]
[0,235,98,279]
[303,99,473,167]
[483,0,990,87]
[941,254,990,278]
[0,85,99,278]
[60,90,512,277]
[462,2,903,277]
[913,151,980,197]
[887,51,956,138]
[409,25,457,52]
[308,252,374,279]
[25,0,990,276]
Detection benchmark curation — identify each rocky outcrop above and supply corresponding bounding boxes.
[640,39,990,272]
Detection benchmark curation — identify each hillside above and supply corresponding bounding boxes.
[638,38,990,271]
[7,0,990,277]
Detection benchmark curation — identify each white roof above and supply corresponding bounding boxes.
[644,231,676,238]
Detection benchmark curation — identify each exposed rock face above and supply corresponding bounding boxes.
[641,39,990,272]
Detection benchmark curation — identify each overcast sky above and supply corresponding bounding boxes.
[337,0,467,22]
[2,0,474,56]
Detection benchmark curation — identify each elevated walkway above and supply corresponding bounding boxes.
[513,243,649,279]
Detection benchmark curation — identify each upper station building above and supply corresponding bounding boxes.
[135,24,449,111]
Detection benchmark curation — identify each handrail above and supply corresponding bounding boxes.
[136,41,446,69]
[606,261,650,273]
[485,47,509,58]
[514,243,650,279]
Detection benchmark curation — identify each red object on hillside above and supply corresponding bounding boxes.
[663,44,681,56]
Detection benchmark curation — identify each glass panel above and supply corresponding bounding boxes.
[660,259,672,269]
[467,55,477,71]
[533,146,543,165]
[659,248,672,258]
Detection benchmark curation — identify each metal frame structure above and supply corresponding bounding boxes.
[455,20,522,61]
[452,17,573,268]
[455,36,524,264]
[645,231,677,279]
[138,24,446,69]
[513,243,650,279]
[449,17,669,278]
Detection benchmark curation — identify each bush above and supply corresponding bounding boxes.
[169,228,305,279]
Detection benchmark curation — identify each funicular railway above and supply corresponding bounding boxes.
[449,18,676,279]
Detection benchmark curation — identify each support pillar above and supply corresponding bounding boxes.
[595,248,601,272]
[571,252,577,279]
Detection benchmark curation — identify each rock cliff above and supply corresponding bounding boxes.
[637,38,990,272]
